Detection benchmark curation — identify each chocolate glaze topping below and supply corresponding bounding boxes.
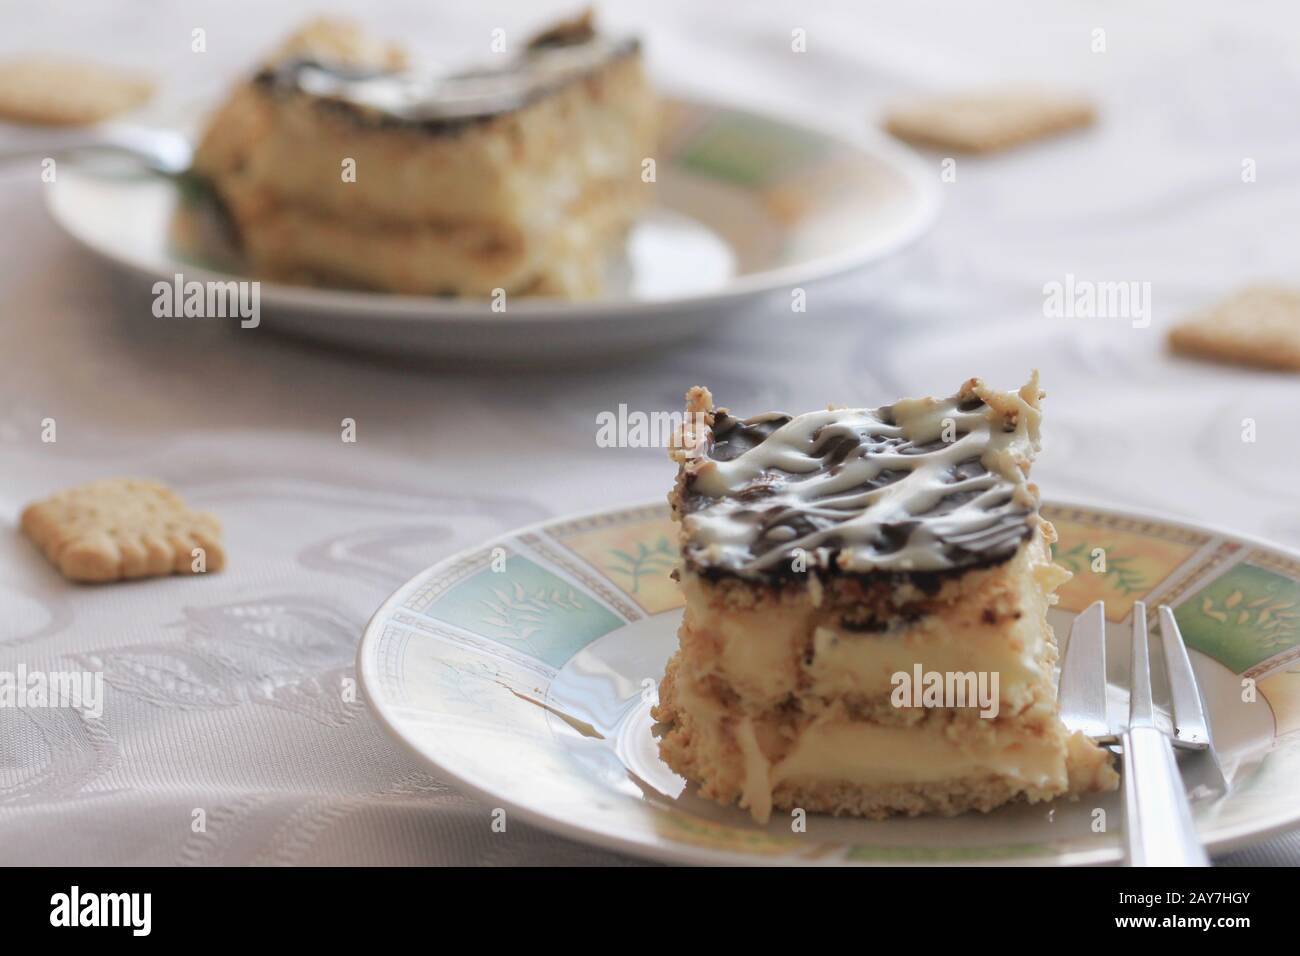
[680,380,1043,581]
[252,17,638,135]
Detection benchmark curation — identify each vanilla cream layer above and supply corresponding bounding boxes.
[680,531,1069,713]
[771,718,1064,787]
[223,178,633,297]
[673,664,1073,824]
[754,717,1069,822]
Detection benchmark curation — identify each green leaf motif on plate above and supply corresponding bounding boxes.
[604,535,676,594]
[1174,563,1300,673]
[427,557,623,668]
[678,113,826,187]
[1051,540,1147,595]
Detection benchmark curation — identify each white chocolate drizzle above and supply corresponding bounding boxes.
[680,376,1044,576]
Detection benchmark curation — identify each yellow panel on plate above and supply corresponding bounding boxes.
[550,513,682,615]
[1047,509,1206,621]
[1258,670,1300,737]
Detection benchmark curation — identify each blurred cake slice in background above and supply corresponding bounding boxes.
[190,11,657,298]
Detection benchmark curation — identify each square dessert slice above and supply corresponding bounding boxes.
[653,374,1117,823]
[191,12,656,297]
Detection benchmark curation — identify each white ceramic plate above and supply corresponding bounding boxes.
[358,499,1300,866]
[43,95,940,362]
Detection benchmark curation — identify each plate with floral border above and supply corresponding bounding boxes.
[44,94,940,362]
[358,498,1300,865]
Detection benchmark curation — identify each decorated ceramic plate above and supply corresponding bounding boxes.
[357,499,1300,865]
[43,94,940,362]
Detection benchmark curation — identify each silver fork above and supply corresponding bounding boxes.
[1060,599,1215,866]
[0,122,192,175]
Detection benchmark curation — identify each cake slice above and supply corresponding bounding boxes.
[190,12,657,297]
[653,374,1118,823]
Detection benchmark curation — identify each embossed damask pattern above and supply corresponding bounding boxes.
[2,0,1299,864]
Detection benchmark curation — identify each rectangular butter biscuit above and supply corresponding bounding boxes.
[21,478,225,583]
[1168,286,1300,371]
[885,88,1095,154]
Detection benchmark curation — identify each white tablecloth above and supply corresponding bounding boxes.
[2,0,1298,865]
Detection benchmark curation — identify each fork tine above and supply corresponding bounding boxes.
[1128,602,1156,728]
[1059,599,1110,739]
[1158,605,1211,749]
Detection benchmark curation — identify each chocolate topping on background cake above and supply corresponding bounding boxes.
[252,20,638,134]
[525,9,598,49]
